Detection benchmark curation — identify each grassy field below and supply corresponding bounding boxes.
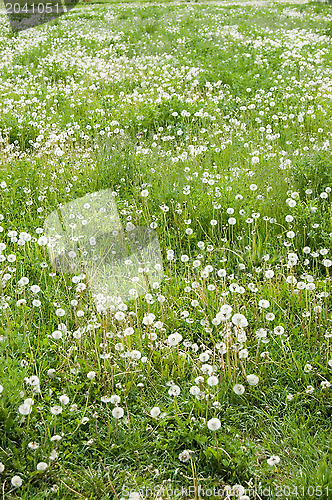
[0,0,332,498]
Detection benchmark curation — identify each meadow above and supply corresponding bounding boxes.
[0,0,332,498]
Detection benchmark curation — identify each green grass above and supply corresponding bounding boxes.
[0,0,332,498]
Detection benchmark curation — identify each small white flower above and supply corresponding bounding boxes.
[18,403,32,415]
[167,332,182,346]
[11,476,22,487]
[207,418,221,431]
[232,313,248,328]
[110,395,121,404]
[55,308,65,317]
[37,236,48,246]
[131,350,141,360]
[201,364,213,375]
[87,371,96,380]
[28,442,39,450]
[50,435,62,442]
[101,396,111,403]
[112,407,124,419]
[36,462,48,472]
[49,450,58,461]
[128,493,141,500]
[16,299,27,306]
[220,304,232,316]
[59,395,69,405]
[239,349,248,359]
[142,313,155,325]
[199,352,210,362]
[27,376,39,386]
[168,385,181,396]
[179,450,191,463]
[246,374,259,386]
[50,405,62,415]
[0,463,4,473]
[267,455,281,466]
[233,485,245,496]
[274,326,284,335]
[233,384,245,395]
[52,330,62,340]
[207,376,219,387]
[114,311,125,321]
[190,386,200,396]
[150,407,161,418]
[286,275,297,285]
